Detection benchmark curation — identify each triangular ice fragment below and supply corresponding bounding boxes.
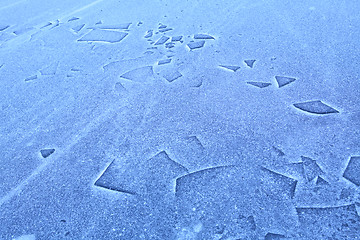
[40,149,55,158]
[293,100,339,114]
[244,60,256,68]
[275,76,296,88]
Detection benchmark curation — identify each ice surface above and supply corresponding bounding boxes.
[0,0,359,239]
[40,62,58,76]
[14,234,36,240]
[296,204,360,239]
[260,167,297,199]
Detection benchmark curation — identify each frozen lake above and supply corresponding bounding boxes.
[0,0,360,239]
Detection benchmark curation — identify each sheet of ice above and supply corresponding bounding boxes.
[0,0,359,239]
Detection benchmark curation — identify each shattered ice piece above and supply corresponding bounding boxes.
[172,36,182,41]
[293,100,339,114]
[0,25,10,31]
[40,148,55,158]
[120,66,153,82]
[159,28,173,33]
[244,60,256,68]
[72,24,85,33]
[68,17,80,22]
[154,36,169,45]
[163,70,182,82]
[158,59,172,65]
[78,29,128,43]
[187,40,205,50]
[158,24,167,29]
[144,30,153,38]
[96,23,131,30]
[194,33,215,40]
[25,75,38,82]
[165,42,175,48]
[219,65,240,72]
[343,156,360,186]
[246,81,271,88]
[95,20,102,25]
[275,76,296,88]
